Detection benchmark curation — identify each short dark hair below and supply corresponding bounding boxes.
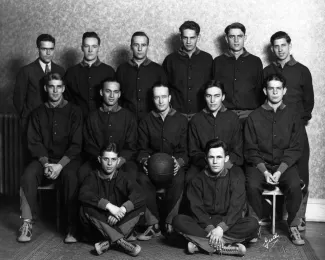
[151,82,170,95]
[36,34,55,48]
[203,80,225,95]
[263,73,286,89]
[205,139,228,156]
[100,143,118,156]
[224,22,246,35]
[179,21,200,35]
[270,31,291,45]
[101,78,120,90]
[44,72,65,86]
[82,31,101,45]
[131,31,149,45]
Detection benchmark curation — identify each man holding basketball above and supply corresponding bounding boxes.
[136,82,188,240]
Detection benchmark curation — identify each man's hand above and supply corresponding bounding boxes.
[43,163,51,178]
[107,215,119,226]
[47,164,63,180]
[207,226,224,250]
[272,171,282,184]
[142,157,150,175]
[264,171,278,185]
[106,203,126,220]
[172,156,180,175]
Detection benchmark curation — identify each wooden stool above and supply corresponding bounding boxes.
[262,186,283,234]
[37,183,60,231]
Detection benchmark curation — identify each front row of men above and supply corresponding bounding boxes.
[17,72,305,257]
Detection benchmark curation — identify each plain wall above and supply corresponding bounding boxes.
[1,0,324,198]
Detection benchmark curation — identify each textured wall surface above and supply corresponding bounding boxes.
[1,0,324,198]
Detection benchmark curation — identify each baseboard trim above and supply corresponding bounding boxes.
[306,198,325,222]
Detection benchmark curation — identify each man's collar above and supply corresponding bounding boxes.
[203,103,227,115]
[100,102,122,113]
[80,58,101,68]
[273,55,297,67]
[151,107,176,118]
[178,47,201,57]
[224,48,250,58]
[38,58,51,67]
[97,169,118,180]
[45,98,67,108]
[128,57,151,67]
[261,100,286,111]
[204,167,228,179]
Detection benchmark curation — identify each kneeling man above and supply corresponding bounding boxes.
[79,143,145,257]
[173,139,259,256]
[245,74,304,245]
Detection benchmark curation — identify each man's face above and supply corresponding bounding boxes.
[153,86,171,113]
[207,147,229,174]
[38,41,55,64]
[100,81,121,106]
[225,28,246,52]
[272,38,292,61]
[180,29,200,52]
[82,37,100,62]
[264,79,287,105]
[131,36,149,60]
[44,79,65,102]
[205,87,225,113]
[98,151,119,175]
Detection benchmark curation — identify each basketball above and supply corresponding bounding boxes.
[147,153,174,185]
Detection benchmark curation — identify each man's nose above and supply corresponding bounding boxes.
[138,45,142,51]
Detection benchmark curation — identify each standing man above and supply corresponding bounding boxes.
[163,21,213,120]
[14,34,65,130]
[264,31,314,231]
[187,80,243,183]
[116,31,167,120]
[136,83,188,239]
[79,143,145,257]
[17,73,82,243]
[65,32,115,118]
[173,139,259,256]
[80,79,137,184]
[245,74,304,245]
[212,22,264,124]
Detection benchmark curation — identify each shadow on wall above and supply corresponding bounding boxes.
[214,34,228,54]
[164,33,181,54]
[60,48,80,70]
[263,43,273,64]
[110,46,130,68]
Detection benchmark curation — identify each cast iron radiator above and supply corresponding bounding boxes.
[0,114,23,196]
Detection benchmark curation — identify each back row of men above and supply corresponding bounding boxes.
[14,21,313,255]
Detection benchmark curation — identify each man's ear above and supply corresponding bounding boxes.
[225,155,229,162]
[117,157,121,166]
[222,94,225,101]
[62,85,65,93]
[271,46,274,54]
[44,85,48,92]
[225,34,229,44]
[97,156,101,164]
[100,89,103,97]
[263,87,267,96]
[283,87,287,95]
[168,95,171,103]
[197,34,201,43]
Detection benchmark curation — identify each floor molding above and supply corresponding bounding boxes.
[306,198,325,222]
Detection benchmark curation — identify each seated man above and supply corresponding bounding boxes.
[245,74,304,245]
[187,80,243,184]
[79,143,145,257]
[18,73,83,243]
[173,139,259,256]
[80,79,138,183]
[136,83,188,240]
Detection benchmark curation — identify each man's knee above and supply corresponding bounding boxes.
[21,161,43,186]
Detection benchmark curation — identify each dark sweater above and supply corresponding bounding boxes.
[137,108,188,166]
[83,106,137,161]
[188,105,243,168]
[14,59,65,120]
[212,50,264,110]
[28,100,83,167]
[79,169,145,213]
[116,59,167,120]
[244,102,303,174]
[64,59,115,117]
[263,56,314,123]
[163,48,213,114]
[187,166,246,232]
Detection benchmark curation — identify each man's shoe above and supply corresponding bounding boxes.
[64,226,78,243]
[17,221,32,242]
[289,226,305,245]
[298,218,306,232]
[137,224,161,241]
[259,217,271,226]
[95,240,110,255]
[187,242,199,254]
[217,243,246,256]
[116,238,141,257]
[165,223,173,234]
[126,231,137,242]
[249,237,258,243]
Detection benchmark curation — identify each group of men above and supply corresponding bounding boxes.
[13,20,314,257]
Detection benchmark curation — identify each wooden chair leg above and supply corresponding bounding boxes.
[272,194,276,234]
[56,189,60,231]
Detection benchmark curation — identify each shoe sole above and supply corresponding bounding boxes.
[17,238,31,243]
[137,232,161,241]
